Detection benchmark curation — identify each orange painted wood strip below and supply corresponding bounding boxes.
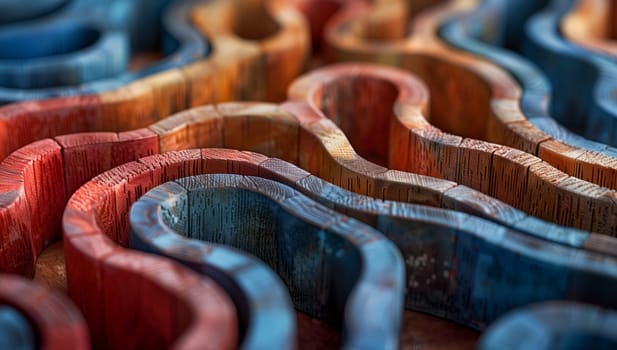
[321,0,617,194]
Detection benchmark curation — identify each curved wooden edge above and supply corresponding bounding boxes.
[131,172,404,349]
[440,0,617,191]
[0,273,89,350]
[0,1,205,103]
[286,63,617,236]
[561,0,617,58]
[62,151,238,349]
[2,116,617,338]
[71,147,617,334]
[522,0,617,146]
[0,0,309,160]
[130,177,298,350]
[323,0,617,193]
[188,0,310,103]
[256,159,617,329]
[317,2,617,234]
[1,91,614,281]
[478,301,617,349]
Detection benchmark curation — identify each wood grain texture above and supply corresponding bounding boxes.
[441,0,617,194]
[0,0,207,104]
[0,0,309,161]
[286,63,617,237]
[63,154,238,350]
[131,177,297,350]
[130,173,404,349]
[323,0,617,195]
[1,1,616,349]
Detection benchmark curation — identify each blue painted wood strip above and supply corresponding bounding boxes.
[0,23,128,89]
[0,0,208,103]
[0,306,35,350]
[478,301,617,349]
[130,179,297,350]
[521,0,617,146]
[263,163,617,329]
[125,155,617,335]
[439,0,617,157]
[130,173,405,350]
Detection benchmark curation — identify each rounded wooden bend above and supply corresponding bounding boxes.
[286,63,617,239]
[522,0,617,147]
[130,173,405,349]
[0,274,89,350]
[63,148,403,349]
[296,44,617,235]
[256,158,617,331]
[130,175,297,350]
[189,0,310,102]
[62,149,240,350]
[1,104,617,346]
[0,0,208,103]
[478,301,617,350]
[0,0,310,161]
[440,0,617,192]
[0,23,127,90]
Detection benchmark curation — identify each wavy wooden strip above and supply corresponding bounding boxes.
[0,0,309,160]
[0,0,206,103]
[521,0,617,146]
[317,1,617,234]
[286,63,617,237]
[131,177,297,350]
[478,301,617,349]
[116,150,617,335]
[130,173,404,349]
[0,103,606,347]
[3,94,612,283]
[440,0,617,192]
[562,0,617,59]
[62,151,238,349]
[0,274,89,350]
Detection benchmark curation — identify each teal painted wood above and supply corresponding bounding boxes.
[130,173,405,350]
[266,165,617,329]
[128,154,617,336]
[0,0,208,102]
[259,159,617,329]
[0,21,128,89]
[478,301,617,349]
[258,158,604,257]
[439,0,617,158]
[0,306,35,350]
[521,0,617,146]
[130,179,297,350]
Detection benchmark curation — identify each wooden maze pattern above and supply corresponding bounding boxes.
[1,0,617,349]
